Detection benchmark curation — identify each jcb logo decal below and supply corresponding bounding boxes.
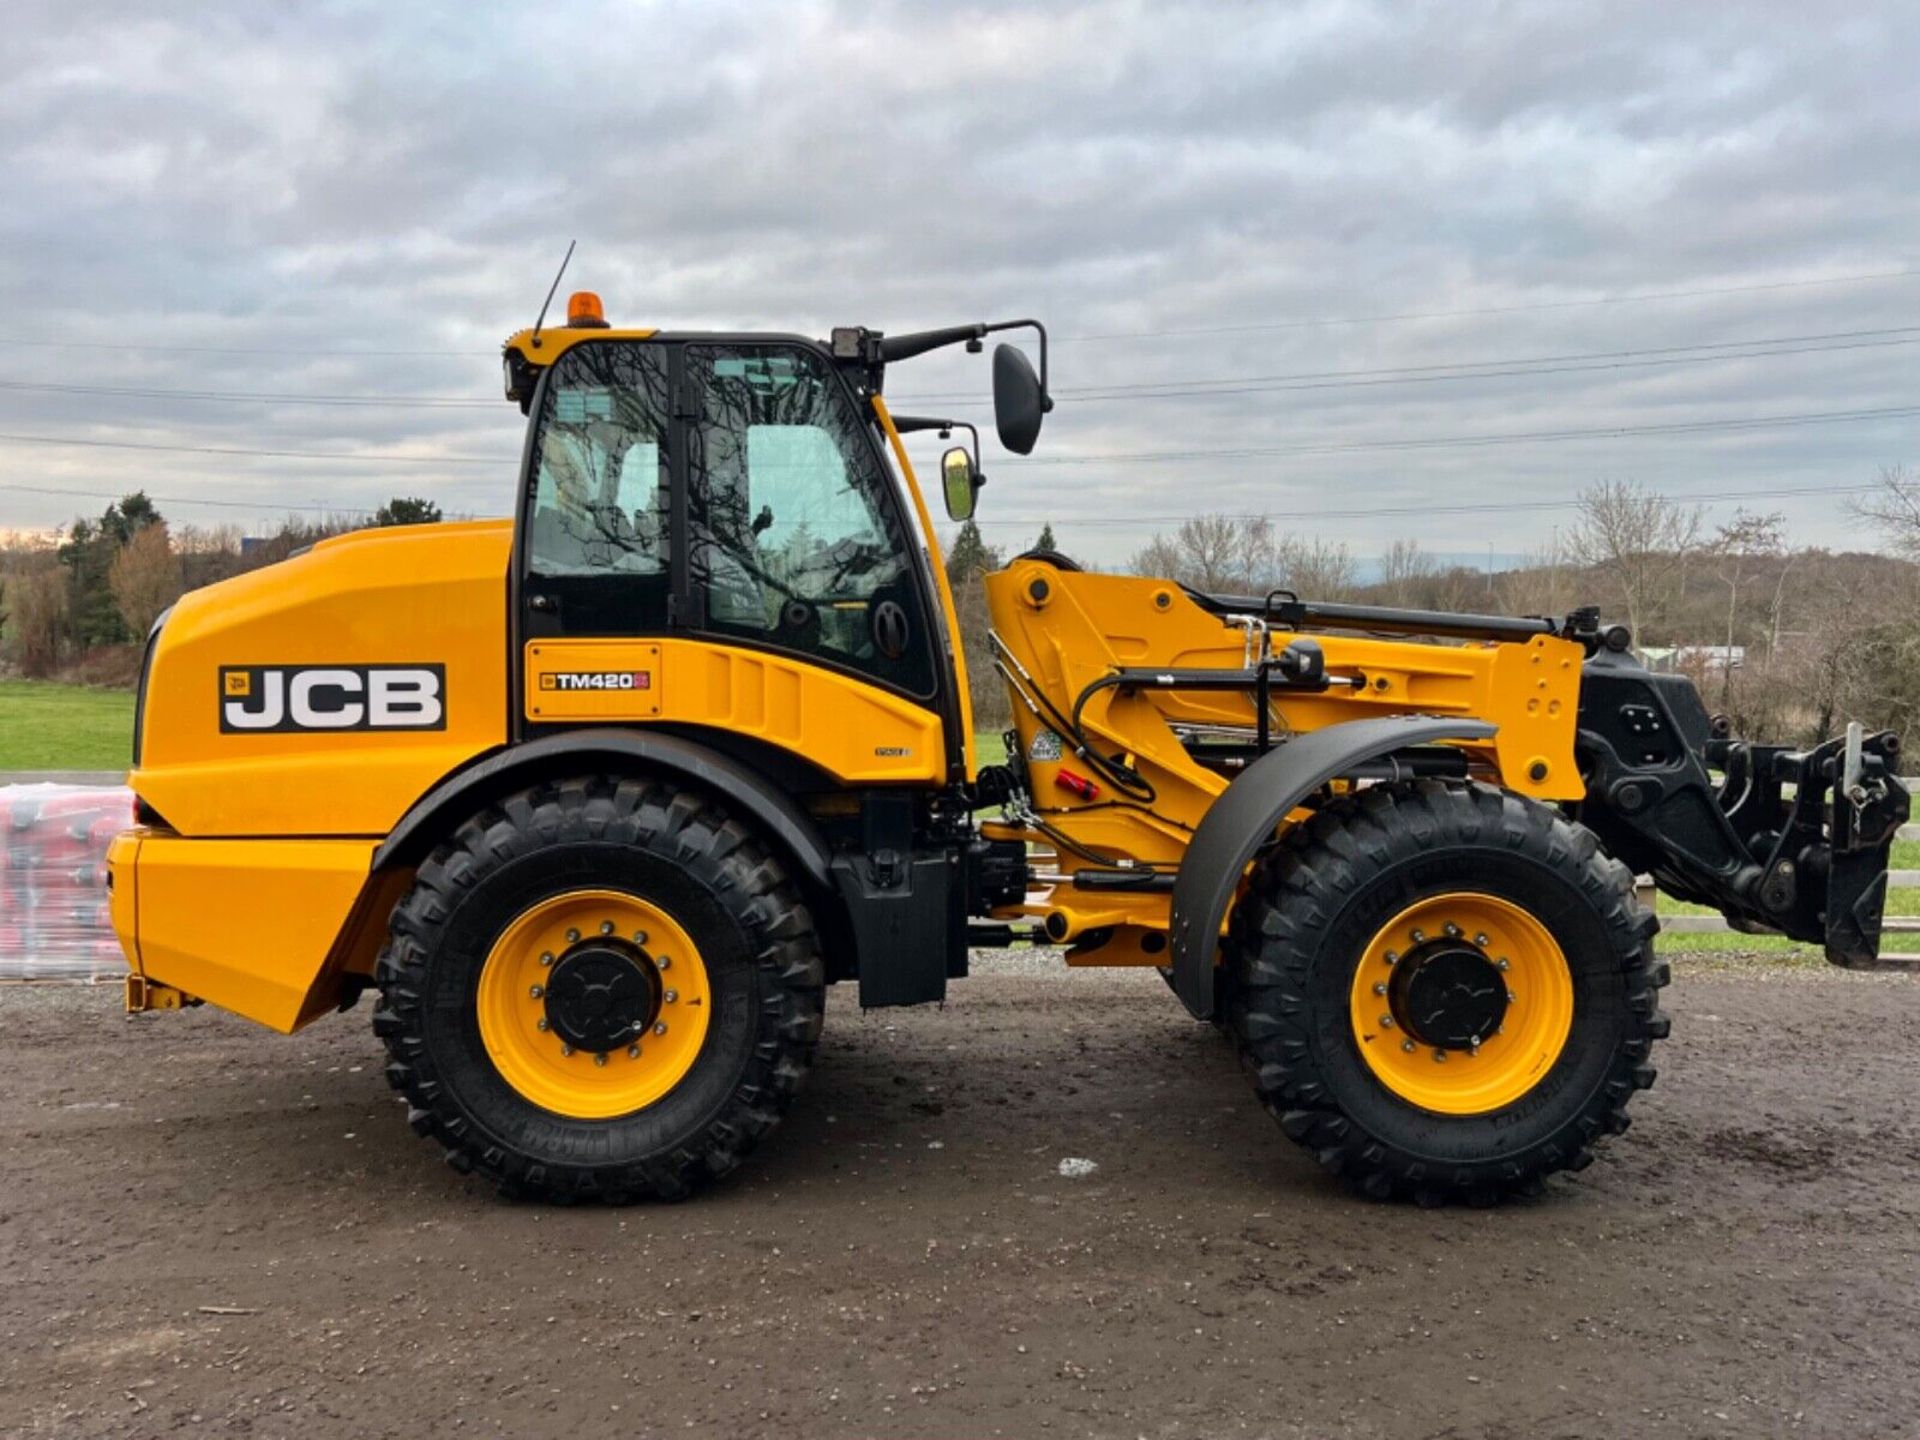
[539,670,652,692]
[219,665,446,733]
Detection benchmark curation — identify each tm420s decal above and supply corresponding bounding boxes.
[219,665,446,733]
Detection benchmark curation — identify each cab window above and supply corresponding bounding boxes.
[524,342,671,634]
[685,344,933,696]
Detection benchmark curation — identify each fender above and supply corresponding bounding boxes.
[1167,714,1498,1019]
[371,727,834,889]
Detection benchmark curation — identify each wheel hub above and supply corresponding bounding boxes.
[1390,944,1509,1050]
[543,943,661,1054]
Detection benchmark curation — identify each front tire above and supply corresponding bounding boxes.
[373,776,824,1202]
[1228,780,1668,1205]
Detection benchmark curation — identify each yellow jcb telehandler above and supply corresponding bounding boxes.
[107,291,1909,1204]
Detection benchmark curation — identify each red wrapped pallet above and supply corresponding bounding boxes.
[0,784,133,982]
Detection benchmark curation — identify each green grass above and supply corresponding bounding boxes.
[0,681,134,771]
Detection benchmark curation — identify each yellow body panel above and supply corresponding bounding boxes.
[113,832,380,1033]
[501,324,659,367]
[524,637,946,782]
[984,558,1586,959]
[135,520,512,837]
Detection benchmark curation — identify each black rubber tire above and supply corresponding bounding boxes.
[1227,779,1669,1205]
[373,775,824,1203]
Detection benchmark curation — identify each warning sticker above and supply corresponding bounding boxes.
[1029,729,1063,762]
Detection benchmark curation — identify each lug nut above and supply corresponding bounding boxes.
[1433,1050,1447,1063]
[1496,958,1510,971]
[560,1045,573,1057]
[1506,990,1517,1003]
[632,931,648,945]
[627,1045,641,1059]
[540,952,555,967]
[529,984,544,998]
[594,1052,607,1067]
[1401,1038,1417,1052]
[657,956,671,970]
[653,1022,668,1036]
[1384,950,1399,965]
[1443,923,1462,939]
[1379,1015,1395,1030]
[1372,982,1387,996]
[601,921,616,935]
[1474,933,1490,947]
[536,1018,550,1032]
[566,929,581,944]
[664,990,679,1004]
[1410,929,1427,944]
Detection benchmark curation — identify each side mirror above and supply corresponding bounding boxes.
[940,446,979,521]
[993,343,1048,455]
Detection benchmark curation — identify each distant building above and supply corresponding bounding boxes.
[1640,644,1744,674]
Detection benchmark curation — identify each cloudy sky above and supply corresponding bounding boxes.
[2,0,1915,567]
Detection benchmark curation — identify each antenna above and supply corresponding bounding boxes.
[528,240,576,351]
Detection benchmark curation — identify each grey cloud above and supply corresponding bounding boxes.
[0,0,1912,559]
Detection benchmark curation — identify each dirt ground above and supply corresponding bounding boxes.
[3,953,1919,1439]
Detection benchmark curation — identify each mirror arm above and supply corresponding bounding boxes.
[875,324,988,364]
[850,318,1051,412]
[890,415,983,477]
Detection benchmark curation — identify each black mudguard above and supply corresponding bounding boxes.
[371,728,835,888]
[1167,714,1498,1019]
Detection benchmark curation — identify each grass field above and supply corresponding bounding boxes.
[0,681,134,771]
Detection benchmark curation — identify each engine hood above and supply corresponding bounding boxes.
[133,520,513,838]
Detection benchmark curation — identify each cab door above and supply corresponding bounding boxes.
[679,342,938,701]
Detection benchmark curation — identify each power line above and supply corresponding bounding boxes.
[891,327,1920,405]
[12,324,1904,417]
[24,339,500,358]
[1053,267,1920,343]
[0,378,500,408]
[994,403,1920,466]
[0,431,505,465]
[18,264,1920,357]
[0,480,380,516]
[968,479,1886,528]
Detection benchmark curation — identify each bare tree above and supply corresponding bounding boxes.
[1131,514,1281,593]
[1849,465,1920,559]
[1499,536,1572,620]
[1708,509,1785,708]
[108,523,184,638]
[1376,539,1439,607]
[1565,480,1704,645]
[1277,536,1356,599]
[1,562,68,676]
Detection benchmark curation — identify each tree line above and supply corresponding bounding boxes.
[0,495,443,683]
[947,473,1920,749]
[11,470,1918,755]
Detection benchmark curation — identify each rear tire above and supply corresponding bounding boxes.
[373,776,824,1202]
[1227,779,1668,1205]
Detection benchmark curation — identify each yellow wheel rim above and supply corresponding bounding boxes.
[476,889,712,1120]
[1348,891,1574,1116]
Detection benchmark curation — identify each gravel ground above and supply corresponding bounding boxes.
[3,952,1919,1438]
